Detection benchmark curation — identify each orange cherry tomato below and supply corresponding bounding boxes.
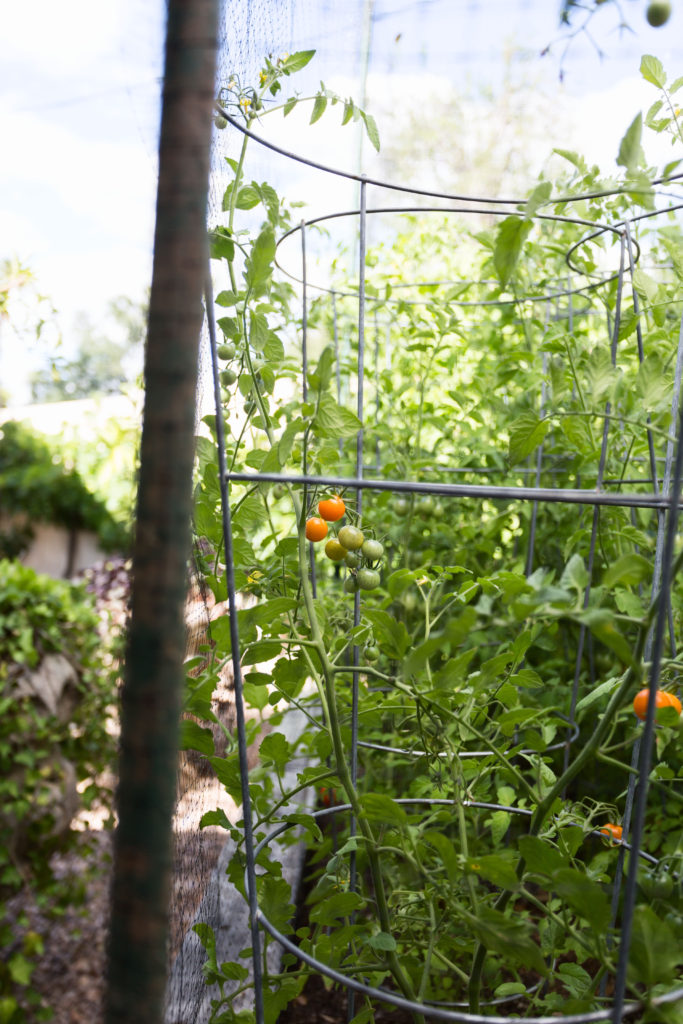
[632,688,682,721]
[305,517,328,542]
[319,786,337,807]
[599,823,623,842]
[318,495,346,522]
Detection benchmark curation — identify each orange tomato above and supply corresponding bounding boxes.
[318,495,346,522]
[599,823,623,842]
[305,517,328,542]
[632,688,682,721]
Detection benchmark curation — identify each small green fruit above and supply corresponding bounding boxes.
[343,575,359,594]
[218,342,236,360]
[338,525,365,551]
[363,644,380,662]
[357,568,381,591]
[361,539,384,561]
[221,368,237,386]
[344,551,361,569]
[325,539,346,561]
[646,1,671,26]
[214,114,228,130]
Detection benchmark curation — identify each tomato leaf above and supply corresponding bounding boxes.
[466,853,519,890]
[508,411,549,463]
[310,92,327,124]
[494,216,533,288]
[552,868,611,930]
[518,836,567,877]
[361,110,380,152]
[574,608,633,665]
[179,719,214,756]
[258,875,294,933]
[360,793,408,827]
[259,732,291,771]
[235,185,260,210]
[312,394,361,439]
[602,553,651,590]
[282,49,316,73]
[466,905,547,975]
[209,228,234,262]
[641,54,667,88]
[363,609,410,658]
[576,676,620,712]
[617,113,645,174]
[309,890,364,922]
[244,224,276,296]
[628,905,680,987]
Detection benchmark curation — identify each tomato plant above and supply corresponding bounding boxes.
[188,49,683,1024]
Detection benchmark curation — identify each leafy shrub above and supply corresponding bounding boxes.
[0,559,118,1020]
[0,420,130,557]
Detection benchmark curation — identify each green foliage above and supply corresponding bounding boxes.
[0,559,117,1019]
[0,420,129,556]
[188,50,683,1022]
[30,296,145,403]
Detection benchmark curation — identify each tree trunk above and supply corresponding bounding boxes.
[104,2,218,1021]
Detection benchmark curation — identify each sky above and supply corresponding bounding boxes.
[1,0,682,403]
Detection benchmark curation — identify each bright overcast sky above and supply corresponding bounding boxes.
[1,0,681,402]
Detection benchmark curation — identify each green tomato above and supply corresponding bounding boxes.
[357,568,381,591]
[218,342,236,360]
[361,538,384,561]
[338,525,364,550]
[214,114,228,130]
[221,368,237,386]
[646,1,671,26]
[418,495,435,513]
[325,539,346,561]
[344,550,361,569]
[402,592,417,612]
[640,869,674,900]
[343,574,359,594]
[363,644,380,662]
[395,498,410,515]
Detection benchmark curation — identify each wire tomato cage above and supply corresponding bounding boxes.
[204,104,683,1023]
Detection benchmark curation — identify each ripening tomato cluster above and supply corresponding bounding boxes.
[305,495,385,593]
[305,494,346,542]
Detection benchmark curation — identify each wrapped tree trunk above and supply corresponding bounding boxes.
[104,2,218,1021]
